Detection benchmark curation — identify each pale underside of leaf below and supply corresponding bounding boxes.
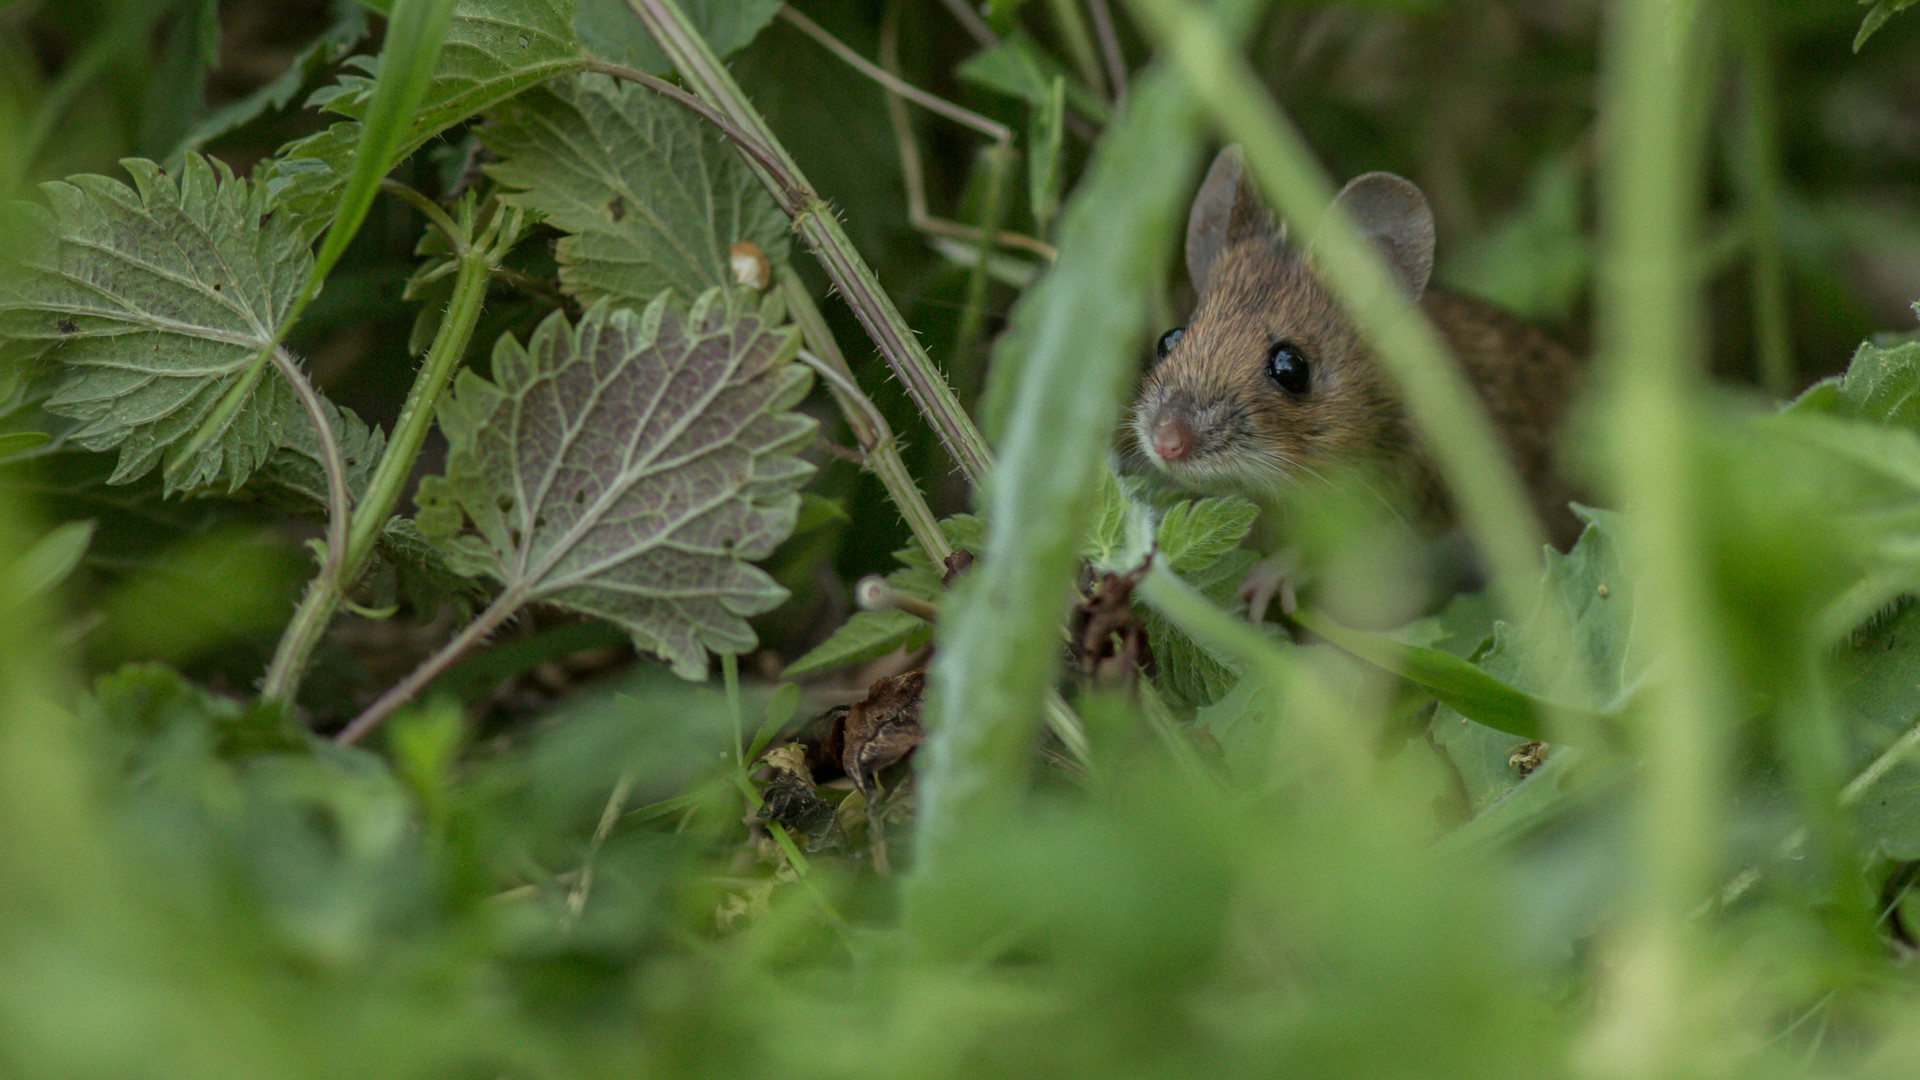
[0,154,309,491]
[481,71,792,308]
[418,289,815,679]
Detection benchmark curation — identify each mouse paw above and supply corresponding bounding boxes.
[1239,551,1300,624]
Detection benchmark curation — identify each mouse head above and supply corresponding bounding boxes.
[1132,146,1436,504]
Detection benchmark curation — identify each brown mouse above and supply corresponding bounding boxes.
[1131,147,1584,605]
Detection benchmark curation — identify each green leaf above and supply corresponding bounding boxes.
[0,431,51,460]
[1139,495,1260,708]
[1296,607,1566,743]
[958,32,1109,124]
[416,290,816,679]
[175,3,370,157]
[367,517,491,621]
[261,0,584,237]
[1788,334,1920,432]
[573,0,779,74]
[1428,508,1641,811]
[1027,74,1066,235]
[781,516,981,679]
[0,154,307,491]
[250,397,385,511]
[6,519,96,597]
[1834,599,1920,858]
[1154,496,1258,573]
[481,71,791,308]
[1855,0,1919,51]
[749,681,800,758]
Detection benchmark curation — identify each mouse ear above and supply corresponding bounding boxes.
[1186,146,1281,292]
[1330,172,1435,300]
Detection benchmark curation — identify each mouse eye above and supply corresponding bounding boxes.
[1155,327,1185,360]
[1267,341,1311,396]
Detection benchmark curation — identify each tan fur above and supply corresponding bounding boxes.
[1133,237,1584,548]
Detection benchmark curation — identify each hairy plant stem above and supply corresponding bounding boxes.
[779,267,948,562]
[262,210,505,705]
[622,0,993,483]
[335,586,524,745]
[270,348,352,595]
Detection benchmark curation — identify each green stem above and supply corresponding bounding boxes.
[777,266,949,562]
[334,585,524,745]
[623,0,994,483]
[907,63,1218,922]
[261,227,499,705]
[723,652,744,772]
[1585,0,1723,1068]
[1732,10,1794,398]
[1046,0,1110,104]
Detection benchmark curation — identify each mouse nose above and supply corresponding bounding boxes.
[1152,415,1194,462]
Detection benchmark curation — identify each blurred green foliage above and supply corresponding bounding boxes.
[3,1,1920,1077]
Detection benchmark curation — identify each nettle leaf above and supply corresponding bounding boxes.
[481,72,791,308]
[251,396,385,511]
[1431,507,1639,814]
[262,0,583,237]
[1139,496,1259,708]
[782,516,984,679]
[1788,334,1920,432]
[1834,599,1920,858]
[573,0,779,75]
[0,155,307,492]
[416,290,815,679]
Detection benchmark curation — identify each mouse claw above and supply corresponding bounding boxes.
[1239,551,1299,624]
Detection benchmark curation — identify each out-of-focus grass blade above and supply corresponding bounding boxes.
[166,0,457,485]
[1292,607,1613,742]
[311,0,458,289]
[0,432,51,460]
[7,520,96,598]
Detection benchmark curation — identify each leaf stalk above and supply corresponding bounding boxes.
[261,206,513,705]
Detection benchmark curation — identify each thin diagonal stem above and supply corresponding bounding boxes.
[623,0,993,483]
[336,587,523,744]
[779,5,1011,144]
[1089,0,1129,105]
[877,9,1057,261]
[269,348,351,577]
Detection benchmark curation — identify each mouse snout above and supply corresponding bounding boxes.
[1151,414,1195,462]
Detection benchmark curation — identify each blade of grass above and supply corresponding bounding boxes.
[1583,0,1725,1071]
[905,64,1217,915]
[1290,607,1621,743]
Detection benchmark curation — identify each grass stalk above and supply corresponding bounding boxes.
[1581,0,1725,1072]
